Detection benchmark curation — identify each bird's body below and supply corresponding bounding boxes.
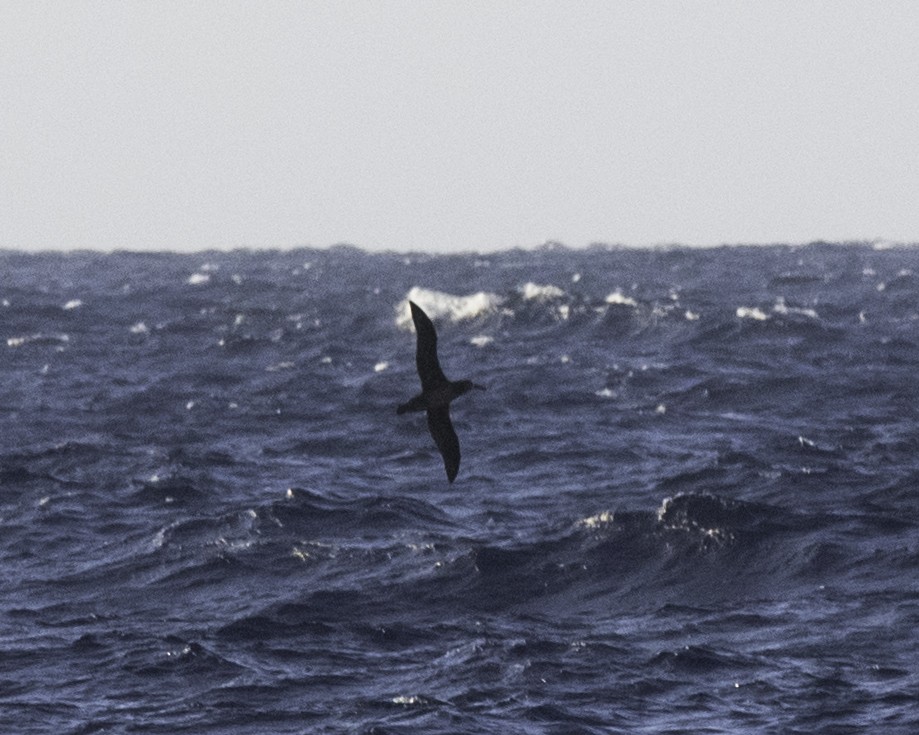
[398,301,485,482]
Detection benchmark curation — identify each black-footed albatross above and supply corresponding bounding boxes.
[397,300,485,482]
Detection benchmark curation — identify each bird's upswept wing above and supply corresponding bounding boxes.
[410,301,448,392]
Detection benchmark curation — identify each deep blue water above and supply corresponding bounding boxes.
[1,243,918,734]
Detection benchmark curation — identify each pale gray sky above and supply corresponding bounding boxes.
[2,1,918,252]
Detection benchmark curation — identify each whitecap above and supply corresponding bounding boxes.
[374,361,389,372]
[736,306,769,321]
[605,290,638,307]
[773,298,818,319]
[519,282,565,301]
[187,273,210,286]
[578,511,614,528]
[871,239,900,250]
[63,299,82,310]
[6,333,70,348]
[391,696,424,706]
[470,335,493,348]
[398,287,502,328]
[129,322,149,334]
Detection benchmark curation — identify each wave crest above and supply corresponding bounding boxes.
[397,287,502,328]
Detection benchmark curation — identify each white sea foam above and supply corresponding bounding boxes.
[129,322,149,334]
[871,239,901,250]
[738,300,818,321]
[398,286,502,328]
[187,273,210,286]
[519,282,565,301]
[391,696,423,706]
[736,306,769,321]
[578,511,614,528]
[470,335,493,347]
[63,299,83,310]
[605,290,638,307]
[6,333,70,348]
[773,298,818,319]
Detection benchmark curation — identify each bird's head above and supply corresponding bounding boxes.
[455,380,487,396]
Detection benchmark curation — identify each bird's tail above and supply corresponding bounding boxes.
[397,395,426,415]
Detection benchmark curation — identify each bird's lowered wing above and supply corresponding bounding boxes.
[426,406,460,483]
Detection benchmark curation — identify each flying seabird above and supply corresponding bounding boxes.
[397,300,485,482]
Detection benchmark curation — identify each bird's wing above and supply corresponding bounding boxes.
[427,407,460,483]
[410,301,448,391]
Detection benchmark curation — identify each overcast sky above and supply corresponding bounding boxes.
[2,1,918,252]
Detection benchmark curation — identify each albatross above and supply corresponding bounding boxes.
[397,300,485,482]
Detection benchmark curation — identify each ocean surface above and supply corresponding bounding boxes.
[1,243,918,734]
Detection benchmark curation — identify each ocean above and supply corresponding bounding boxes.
[1,243,917,734]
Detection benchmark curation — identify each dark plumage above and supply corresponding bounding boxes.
[397,301,485,482]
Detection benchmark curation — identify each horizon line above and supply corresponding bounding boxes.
[0,238,914,257]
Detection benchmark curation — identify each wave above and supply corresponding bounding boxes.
[186,490,848,636]
[397,287,502,328]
